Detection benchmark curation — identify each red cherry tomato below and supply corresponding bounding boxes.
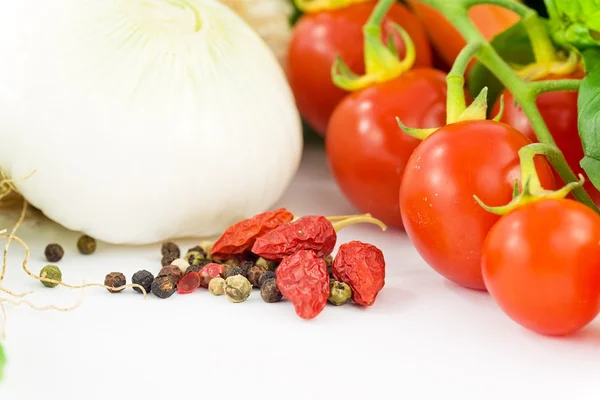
[482,198,600,336]
[492,71,600,204]
[326,68,447,229]
[407,1,519,70]
[287,1,432,135]
[399,120,555,290]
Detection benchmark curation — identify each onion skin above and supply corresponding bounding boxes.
[0,0,303,245]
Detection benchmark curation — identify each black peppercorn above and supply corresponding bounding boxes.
[185,265,202,275]
[161,252,178,267]
[151,276,177,299]
[247,265,266,288]
[158,265,183,283]
[187,246,207,258]
[258,271,276,288]
[238,260,253,277]
[77,235,96,255]
[161,242,180,257]
[104,272,126,293]
[44,243,64,262]
[260,279,282,303]
[223,266,243,280]
[132,270,154,294]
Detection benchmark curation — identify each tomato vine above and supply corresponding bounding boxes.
[416,0,599,213]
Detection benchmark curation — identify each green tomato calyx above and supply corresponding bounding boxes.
[513,50,581,81]
[332,0,416,91]
[474,143,585,216]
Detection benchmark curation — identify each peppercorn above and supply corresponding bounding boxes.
[223,258,241,268]
[104,272,126,293]
[247,265,266,288]
[255,257,278,272]
[328,280,352,306]
[44,243,64,262]
[187,246,207,258]
[171,258,190,274]
[223,266,243,280]
[158,265,183,283]
[161,252,178,267]
[151,275,177,299]
[161,242,180,258]
[238,260,253,277]
[225,275,252,303]
[40,265,62,288]
[185,264,202,275]
[132,270,154,294]
[209,277,226,296]
[77,235,96,255]
[260,279,282,303]
[185,251,205,267]
[324,255,334,278]
[199,241,214,256]
[258,271,276,288]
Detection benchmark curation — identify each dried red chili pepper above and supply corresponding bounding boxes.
[332,241,385,306]
[252,214,386,262]
[198,263,225,288]
[210,208,294,260]
[276,250,329,320]
[177,272,201,295]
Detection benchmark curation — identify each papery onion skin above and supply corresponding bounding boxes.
[0,0,303,245]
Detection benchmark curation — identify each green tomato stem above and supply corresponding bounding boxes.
[446,41,483,123]
[521,12,559,65]
[416,0,597,211]
[366,0,395,26]
[528,78,581,96]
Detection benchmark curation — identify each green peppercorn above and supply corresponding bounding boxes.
[77,235,96,255]
[223,266,243,280]
[223,258,241,268]
[224,275,252,303]
[247,265,266,288]
[208,277,226,296]
[40,265,62,288]
[161,242,180,258]
[184,251,205,267]
[132,270,154,294]
[187,246,207,258]
[44,243,64,262]
[104,272,126,293]
[151,276,177,299]
[255,257,278,272]
[258,271,276,288]
[199,241,214,256]
[260,279,282,303]
[328,280,352,306]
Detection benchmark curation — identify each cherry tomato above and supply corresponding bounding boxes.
[491,71,600,204]
[287,1,432,136]
[407,1,519,70]
[399,120,555,290]
[482,198,600,336]
[326,68,447,229]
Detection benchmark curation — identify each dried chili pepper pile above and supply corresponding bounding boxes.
[40,208,389,320]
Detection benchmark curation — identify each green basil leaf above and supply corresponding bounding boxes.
[578,48,600,190]
[0,342,5,382]
[467,21,536,107]
[545,0,600,50]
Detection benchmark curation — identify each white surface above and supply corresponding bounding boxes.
[0,146,599,400]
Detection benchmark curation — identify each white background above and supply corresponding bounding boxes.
[0,145,599,399]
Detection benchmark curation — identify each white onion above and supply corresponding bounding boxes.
[0,0,303,245]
